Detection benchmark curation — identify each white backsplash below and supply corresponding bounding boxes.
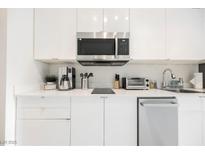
[49,62,198,89]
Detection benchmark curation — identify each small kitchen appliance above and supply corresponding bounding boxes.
[77,32,130,66]
[122,77,149,90]
[199,63,205,88]
[58,67,76,91]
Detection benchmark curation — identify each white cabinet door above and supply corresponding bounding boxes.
[16,120,70,146]
[16,96,71,146]
[77,9,103,32]
[104,9,129,32]
[71,96,104,145]
[201,97,205,146]
[130,9,166,60]
[105,96,137,146]
[166,9,204,60]
[178,95,202,146]
[34,9,76,61]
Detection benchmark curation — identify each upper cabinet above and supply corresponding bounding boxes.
[104,9,129,32]
[130,9,166,60]
[33,8,205,62]
[77,9,103,32]
[77,8,130,32]
[34,9,76,61]
[166,9,204,60]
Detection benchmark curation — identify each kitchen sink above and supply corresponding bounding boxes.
[162,88,204,93]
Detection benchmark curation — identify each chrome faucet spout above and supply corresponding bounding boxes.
[162,68,176,88]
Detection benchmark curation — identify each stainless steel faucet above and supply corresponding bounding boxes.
[162,68,176,88]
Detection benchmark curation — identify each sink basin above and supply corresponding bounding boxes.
[162,88,204,93]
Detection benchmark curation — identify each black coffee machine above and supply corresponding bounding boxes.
[199,63,205,88]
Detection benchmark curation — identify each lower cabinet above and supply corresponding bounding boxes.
[105,96,137,146]
[70,96,104,146]
[200,97,205,146]
[17,120,70,146]
[178,95,202,146]
[16,96,71,146]
[70,96,137,146]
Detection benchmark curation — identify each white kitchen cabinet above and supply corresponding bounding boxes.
[70,96,104,145]
[103,9,130,32]
[178,95,202,146]
[166,9,204,60]
[105,96,137,146]
[16,96,70,146]
[77,9,103,32]
[34,9,76,61]
[130,9,166,60]
[200,97,205,145]
[77,8,129,32]
[17,120,70,146]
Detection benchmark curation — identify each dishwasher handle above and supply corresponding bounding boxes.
[140,101,178,107]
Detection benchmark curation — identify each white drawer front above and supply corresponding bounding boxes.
[17,96,70,108]
[18,108,70,119]
[17,96,70,119]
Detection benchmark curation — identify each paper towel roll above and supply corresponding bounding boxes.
[190,73,203,89]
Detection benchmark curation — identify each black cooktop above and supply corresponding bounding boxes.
[91,88,115,94]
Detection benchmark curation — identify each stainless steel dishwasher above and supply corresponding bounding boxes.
[138,97,178,146]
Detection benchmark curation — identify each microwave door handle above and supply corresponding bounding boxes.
[115,37,118,58]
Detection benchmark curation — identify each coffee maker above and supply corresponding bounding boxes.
[199,63,205,88]
[58,66,76,91]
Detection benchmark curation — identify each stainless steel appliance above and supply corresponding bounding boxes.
[138,97,178,146]
[77,32,130,66]
[58,67,75,91]
[91,88,115,94]
[122,77,149,90]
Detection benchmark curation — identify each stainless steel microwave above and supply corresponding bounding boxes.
[77,32,130,66]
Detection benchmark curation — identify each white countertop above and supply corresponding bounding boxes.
[16,88,205,97]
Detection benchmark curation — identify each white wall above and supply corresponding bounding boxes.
[0,9,7,145]
[5,9,49,143]
[49,62,198,89]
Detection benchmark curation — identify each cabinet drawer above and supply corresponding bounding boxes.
[17,96,70,119]
[17,96,70,108]
[18,108,70,119]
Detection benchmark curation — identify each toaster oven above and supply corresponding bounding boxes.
[122,77,149,90]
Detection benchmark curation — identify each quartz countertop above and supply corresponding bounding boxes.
[15,88,205,97]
